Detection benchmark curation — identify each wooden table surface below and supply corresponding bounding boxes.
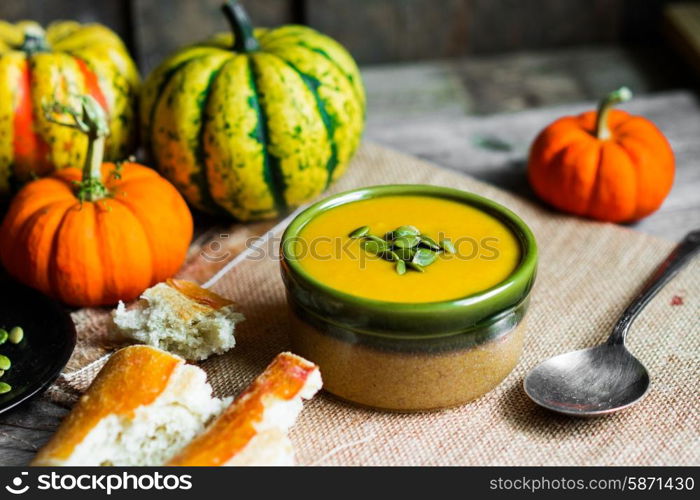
[1,50,698,465]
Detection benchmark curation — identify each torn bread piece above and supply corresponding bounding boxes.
[31,345,226,466]
[111,279,244,361]
[167,352,322,466]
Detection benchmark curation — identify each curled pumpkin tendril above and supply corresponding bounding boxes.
[42,95,111,202]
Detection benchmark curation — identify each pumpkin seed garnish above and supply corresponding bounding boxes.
[393,225,420,238]
[412,248,438,267]
[395,260,407,275]
[419,235,441,251]
[407,262,426,273]
[0,326,24,388]
[385,250,401,262]
[8,326,23,344]
[440,238,456,254]
[361,239,388,255]
[394,247,416,261]
[348,225,370,239]
[352,224,457,275]
[365,234,386,244]
[394,235,421,249]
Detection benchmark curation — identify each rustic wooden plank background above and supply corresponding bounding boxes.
[0,0,674,69]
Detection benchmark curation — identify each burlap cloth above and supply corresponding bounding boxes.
[46,143,699,466]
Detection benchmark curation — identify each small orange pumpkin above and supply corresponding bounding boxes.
[527,87,674,222]
[0,95,193,307]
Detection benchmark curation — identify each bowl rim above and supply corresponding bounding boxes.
[281,184,538,315]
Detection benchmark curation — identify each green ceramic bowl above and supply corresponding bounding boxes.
[280,184,538,411]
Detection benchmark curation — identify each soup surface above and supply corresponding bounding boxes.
[294,195,521,303]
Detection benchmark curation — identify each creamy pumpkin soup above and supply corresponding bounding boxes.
[295,195,521,303]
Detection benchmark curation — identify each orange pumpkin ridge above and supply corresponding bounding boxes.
[0,95,193,307]
[74,58,110,113]
[12,58,52,178]
[527,87,674,223]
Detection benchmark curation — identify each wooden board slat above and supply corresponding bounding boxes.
[464,0,625,54]
[0,0,133,52]
[665,2,700,77]
[305,0,633,64]
[305,0,470,64]
[131,0,293,74]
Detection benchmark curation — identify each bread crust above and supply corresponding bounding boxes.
[166,279,235,310]
[167,352,321,466]
[32,346,182,465]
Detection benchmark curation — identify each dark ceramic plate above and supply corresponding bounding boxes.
[0,281,76,414]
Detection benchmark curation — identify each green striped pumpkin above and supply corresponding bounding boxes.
[141,0,365,221]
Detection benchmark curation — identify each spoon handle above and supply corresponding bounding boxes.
[608,229,700,345]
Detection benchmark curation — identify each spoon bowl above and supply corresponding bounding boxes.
[524,344,650,417]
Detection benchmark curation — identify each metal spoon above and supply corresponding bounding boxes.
[524,229,700,417]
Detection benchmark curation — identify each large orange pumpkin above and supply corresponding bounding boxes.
[527,87,674,222]
[0,96,193,307]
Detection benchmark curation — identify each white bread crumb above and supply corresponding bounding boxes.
[111,282,244,361]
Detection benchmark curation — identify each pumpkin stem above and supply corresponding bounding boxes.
[595,86,632,140]
[19,24,50,53]
[222,0,260,53]
[44,95,110,202]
